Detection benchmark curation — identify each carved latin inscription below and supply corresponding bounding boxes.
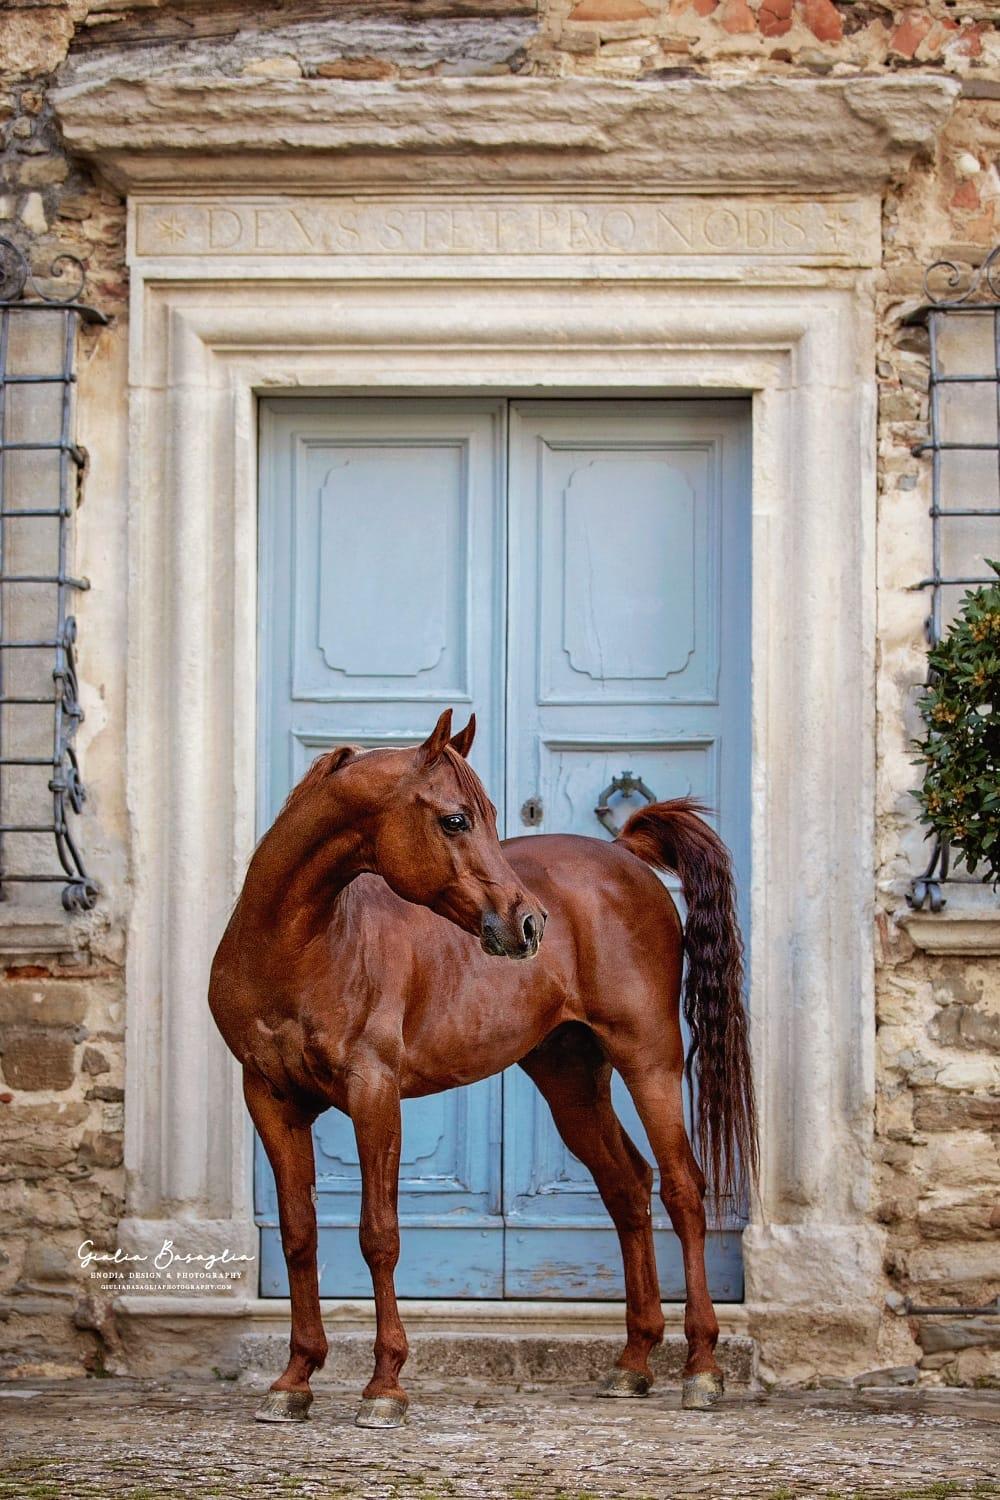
[136,197,876,261]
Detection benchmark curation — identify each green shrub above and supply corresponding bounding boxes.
[913,560,1000,886]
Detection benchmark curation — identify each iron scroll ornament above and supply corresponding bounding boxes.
[0,236,87,307]
[594,771,656,835]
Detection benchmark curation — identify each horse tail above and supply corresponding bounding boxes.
[616,797,758,1213]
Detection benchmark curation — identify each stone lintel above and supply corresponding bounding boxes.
[51,75,959,197]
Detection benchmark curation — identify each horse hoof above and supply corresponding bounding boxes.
[254,1389,313,1423]
[682,1371,725,1410]
[596,1368,651,1398]
[356,1396,409,1429]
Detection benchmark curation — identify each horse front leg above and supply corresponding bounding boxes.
[243,1067,326,1423]
[348,1069,409,1429]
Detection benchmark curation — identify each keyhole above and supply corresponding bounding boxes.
[520,796,543,827]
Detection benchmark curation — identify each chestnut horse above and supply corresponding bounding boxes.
[209,709,756,1428]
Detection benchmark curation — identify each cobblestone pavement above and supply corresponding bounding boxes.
[0,1379,998,1500]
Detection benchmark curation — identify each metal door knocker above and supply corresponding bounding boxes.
[594,771,656,835]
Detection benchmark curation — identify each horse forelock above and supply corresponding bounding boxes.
[442,744,495,823]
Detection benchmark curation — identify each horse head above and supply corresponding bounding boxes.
[369,709,546,960]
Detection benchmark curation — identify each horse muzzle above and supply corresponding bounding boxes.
[479,906,546,960]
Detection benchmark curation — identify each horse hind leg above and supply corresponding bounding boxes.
[614,1059,725,1410]
[243,1068,326,1423]
[518,1026,666,1397]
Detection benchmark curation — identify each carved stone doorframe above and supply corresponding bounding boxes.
[53,73,958,1376]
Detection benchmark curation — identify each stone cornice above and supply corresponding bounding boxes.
[51,75,959,196]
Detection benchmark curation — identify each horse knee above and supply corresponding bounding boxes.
[280,1206,318,1268]
[359,1219,400,1271]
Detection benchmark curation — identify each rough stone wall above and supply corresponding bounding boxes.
[874,91,1000,1389]
[1,0,998,1382]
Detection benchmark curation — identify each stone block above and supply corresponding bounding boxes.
[22,1240,81,1286]
[718,0,755,36]
[758,0,792,38]
[917,1317,1000,1355]
[853,1365,919,1386]
[917,1092,1000,1128]
[915,1203,997,1242]
[949,1346,1000,1386]
[906,1241,1000,1293]
[0,1025,76,1091]
[84,1084,124,1102]
[917,1131,1000,1191]
[568,0,653,19]
[77,1131,124,1170]
[241,56,302,79]
[56,194,93,221]
[0,8,74,78]
[2,1101,88,1133]
[800,0,843,44]
[0,1139,76,1175]
[19,190,47,235]
[314,58,396,80]
[933,1005,1000,1054]
[880,389,925,423]
[0,981,89,1028]
[13,154,68,187]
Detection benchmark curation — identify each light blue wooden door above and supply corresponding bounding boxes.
[503,402,750,1299]
[256,399,508,1297]
[256,397,750,1301]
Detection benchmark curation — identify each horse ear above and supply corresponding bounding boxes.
[449,713,476,759]
[417,708,453,767]
[325,745,358,774]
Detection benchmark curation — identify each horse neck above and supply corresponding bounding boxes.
[240,780,371,946]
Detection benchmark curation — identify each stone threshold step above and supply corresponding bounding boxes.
[237,1330,755,1387]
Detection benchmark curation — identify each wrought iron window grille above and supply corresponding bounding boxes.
[0,237,106,912]
[906,244,1000,913]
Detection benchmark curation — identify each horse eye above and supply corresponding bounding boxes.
[440,814,470,834]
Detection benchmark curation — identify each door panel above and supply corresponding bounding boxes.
[256,396,750,1301]
[256,399,508,1298]
[503,402,750,1298]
